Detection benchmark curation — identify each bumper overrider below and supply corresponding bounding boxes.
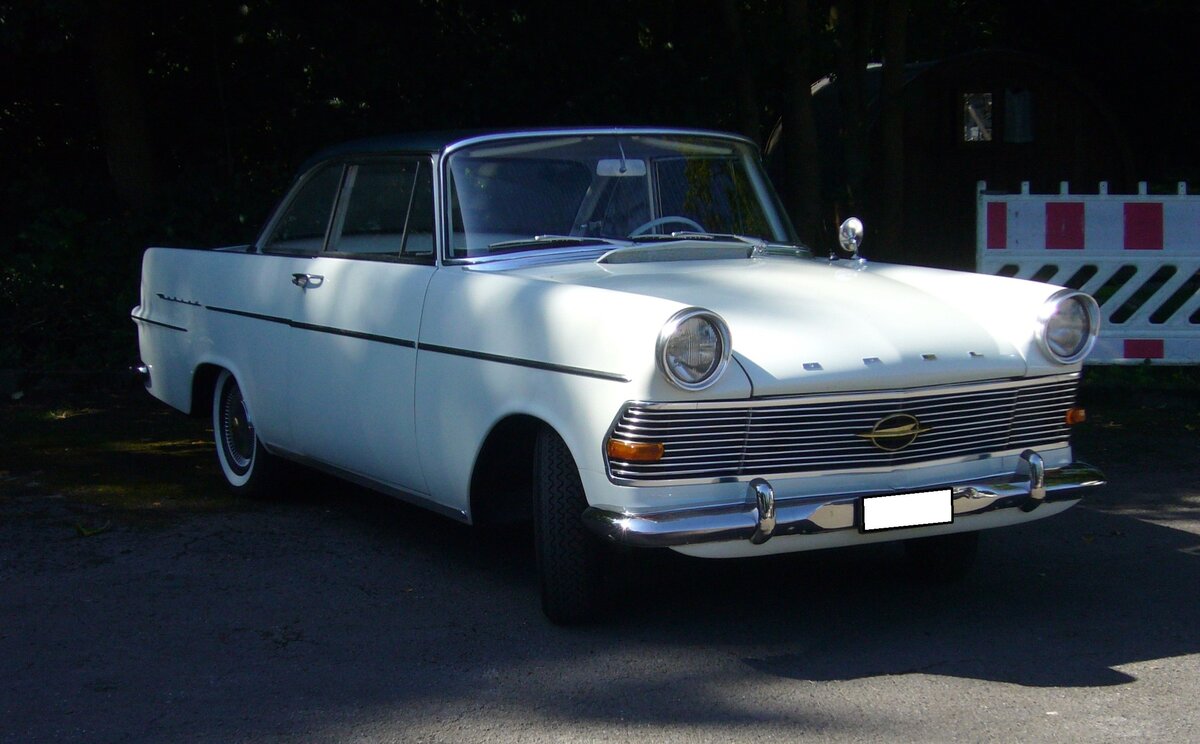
[583,450,1105,548]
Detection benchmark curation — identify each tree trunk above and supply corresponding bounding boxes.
[832,0,872,218]
[782,0,823,247]
[90,1,156,213]
[721,0,762,142]
[879,0,908,255]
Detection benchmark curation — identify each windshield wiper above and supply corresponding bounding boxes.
[487,235,631,252]
[628,231,810,256]
[626,231,715,242]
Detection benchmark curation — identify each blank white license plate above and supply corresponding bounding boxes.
[861,489,953,532]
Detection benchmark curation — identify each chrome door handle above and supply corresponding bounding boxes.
[291,273,324,289]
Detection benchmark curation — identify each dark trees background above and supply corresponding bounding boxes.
[2,0,1197,374]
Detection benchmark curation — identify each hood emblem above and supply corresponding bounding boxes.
[856,413,932,452]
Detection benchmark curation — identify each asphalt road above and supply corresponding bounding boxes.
[2,401,1198,743]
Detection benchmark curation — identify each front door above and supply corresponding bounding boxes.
[284,156,437,496]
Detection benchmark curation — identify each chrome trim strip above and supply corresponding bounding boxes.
[131,314,188,333]
[291,321,415,348]
[606,445,1071,487]
[203,305,625,381]
[622,438,1057,470]
[626,373,1079,412]
[584,458,1105,548]
[458,245,613,269]
[418,343,630,383]
[206,306,415,348]
[206,305,289,325]
[155,293,201,307]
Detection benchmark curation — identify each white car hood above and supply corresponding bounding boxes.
[507,252,1039,395]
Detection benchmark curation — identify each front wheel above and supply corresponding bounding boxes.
[533,427,605,624]
[212,369,281,498]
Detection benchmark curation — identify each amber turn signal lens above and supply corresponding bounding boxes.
[606,439,665,462]
[1065,407,1087,425]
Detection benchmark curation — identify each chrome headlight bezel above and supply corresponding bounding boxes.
[1037,289,1101,364]
[656,308,732,391]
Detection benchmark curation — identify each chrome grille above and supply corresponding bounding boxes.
[608,375,1078,484]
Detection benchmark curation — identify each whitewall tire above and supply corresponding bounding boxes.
[212,369,281,497]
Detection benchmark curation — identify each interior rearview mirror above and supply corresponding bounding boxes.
[597,159,647,177]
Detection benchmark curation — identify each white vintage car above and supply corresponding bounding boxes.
[133,128,1104,622]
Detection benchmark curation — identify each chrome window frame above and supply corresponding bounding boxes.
[257,160,347,256]
[324,155,438,265]
[258,153,441,267]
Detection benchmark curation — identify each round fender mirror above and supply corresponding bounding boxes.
[838,217,864,256]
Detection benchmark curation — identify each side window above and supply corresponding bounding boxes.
[328,158,435,260]
[265,163,343,254]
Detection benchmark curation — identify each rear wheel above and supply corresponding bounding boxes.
[212,369,281,498]
[904,531,980,582]
[533,427,604,624]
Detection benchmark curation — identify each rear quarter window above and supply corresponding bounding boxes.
[265,163,344,254]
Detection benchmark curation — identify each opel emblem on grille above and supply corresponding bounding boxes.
[856,413,932,452]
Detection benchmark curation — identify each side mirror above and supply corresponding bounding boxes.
[838,217,864,257]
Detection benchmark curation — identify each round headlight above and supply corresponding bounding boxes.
[1038,290,1100,364]
[657,308,731,390]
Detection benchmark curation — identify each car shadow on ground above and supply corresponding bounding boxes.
[292,471,1197,691]
[598,507,1193,690]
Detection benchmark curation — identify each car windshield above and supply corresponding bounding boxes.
[446,133,797,258]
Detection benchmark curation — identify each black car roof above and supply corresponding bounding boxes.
[298,127,758,173]
[299,131,477,169]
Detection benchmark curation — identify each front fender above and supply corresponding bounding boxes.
[414,267,753,516]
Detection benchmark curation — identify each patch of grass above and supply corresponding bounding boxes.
[1078,365,1200,436]
[0,392,239,523]
[1072,366,1200,490]
[1081,364,1200,394]
[45,407,102,421]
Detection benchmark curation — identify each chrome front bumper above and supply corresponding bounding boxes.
[583,450,1105,549]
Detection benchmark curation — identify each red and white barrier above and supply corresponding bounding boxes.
[977,181,1200,364]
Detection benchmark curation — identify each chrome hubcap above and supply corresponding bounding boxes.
[222,383,254,472]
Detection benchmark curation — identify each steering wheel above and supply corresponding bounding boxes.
[629,215,705,237]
